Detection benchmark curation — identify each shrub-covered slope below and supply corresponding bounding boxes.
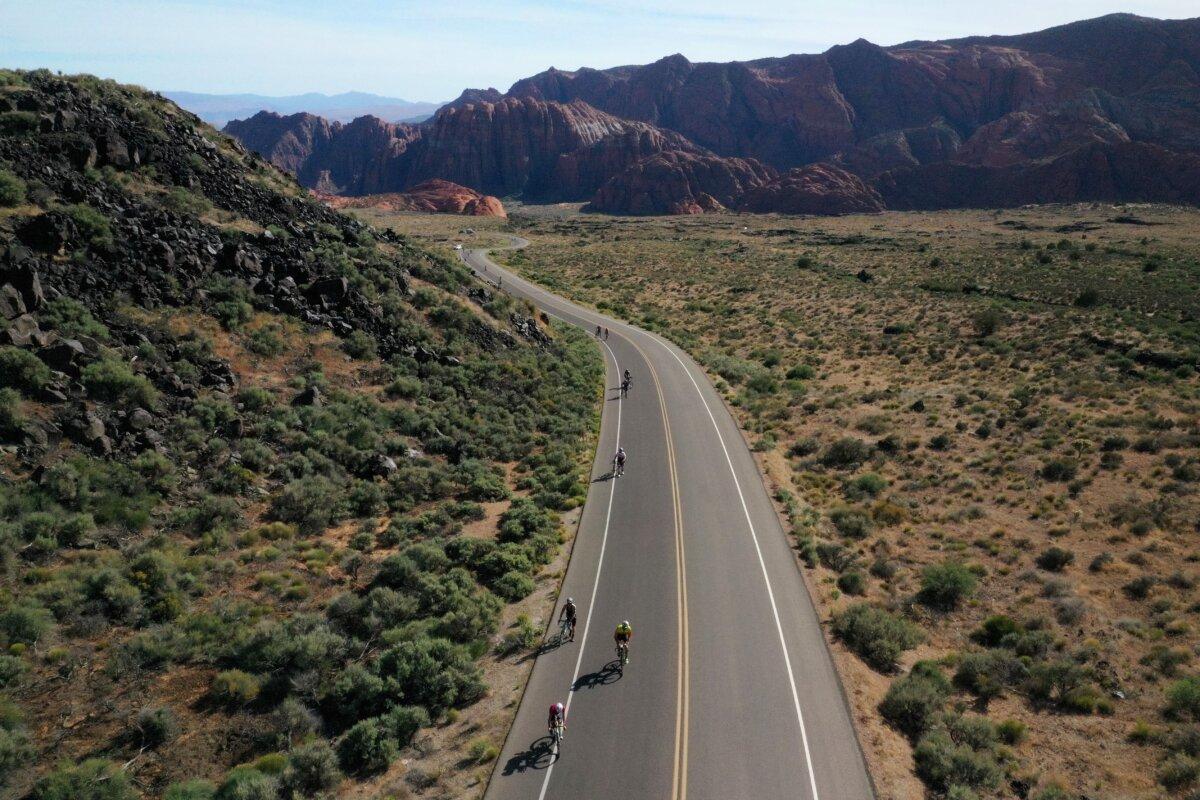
[0,69,601,798]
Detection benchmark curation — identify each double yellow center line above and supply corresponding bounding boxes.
[628,335,690,800]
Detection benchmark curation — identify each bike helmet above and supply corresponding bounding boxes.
[554,702,564,712]
[622,620,630,627]
[567,598,574,604]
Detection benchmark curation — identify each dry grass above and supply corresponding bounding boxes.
[382,203,1200,799]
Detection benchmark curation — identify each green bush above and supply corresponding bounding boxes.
[32,759,136,800]
[821,438,872,468]
[1041,458,1078,482]
[374,636,485,713]
[844,473,887,500]
[953,650,1025,701]
[81,359,159,407]
[837,570,867,595]
[1167,676,1200,721]
[214,766,275,800]
[59,203,114,249]
[919,562,977,610]
[1035,547,1075,572]
[832,603,922,672]
[337,718,397,775]
[0,170,26,207]
[281,740,341,796]
[380,704,429,746]
[997,718,1028,745]
[160,187,212,217]
[1158,752,1200,791]
[830,507,873,539]
[0,726,31,786]
[0,388,23,439]
[972,615,1021,647]
[164,780,216,800]
[270,476,344,535]
[0,347,51,394]
[342,330,378,360]
[0,604,54,645]
[879,662,950,740]
[133,706,178,747]
[913,729,1002,793]
[211,669,260,706]
[0,112,38,137]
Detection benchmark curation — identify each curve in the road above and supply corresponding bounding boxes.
[465,237,874,800]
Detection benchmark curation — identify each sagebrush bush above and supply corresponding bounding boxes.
[1035,546,1075,572]
[280,740,341,796]
[913,729,1002,793]
[1166,676,1200,721]
[337,718,397,775]
[32,759,136,800]
[919,562,977,610]
[880,662,950,740]
[0,169,25,207]
[822,438,872,468]
[211,669,260,706]
[832,603,922,671]
[0,347,51,394]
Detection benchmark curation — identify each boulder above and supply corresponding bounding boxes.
[292,385,322,407]
[4,314,41,347]
[38,339,87,374]
[0,285,25,320]
[304,276,349,305]
[17,213,77,256]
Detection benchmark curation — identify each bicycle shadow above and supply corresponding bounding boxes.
[572,660,624,691]
[500,736,557,775]
[522,631,573,662]
[592,470,617,483]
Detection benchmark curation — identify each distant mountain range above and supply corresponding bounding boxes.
[165,91,443,126]
[221,14,1200,215]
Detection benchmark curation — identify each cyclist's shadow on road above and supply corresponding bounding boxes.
[572,660,624,691]
[501,736,557,775]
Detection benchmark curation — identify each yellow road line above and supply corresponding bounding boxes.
[629,336,689,800]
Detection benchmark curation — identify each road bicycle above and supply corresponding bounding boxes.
[557,615,574,643]
[616,640,629,668]
[549,720,565,755]
[612,456,625,478]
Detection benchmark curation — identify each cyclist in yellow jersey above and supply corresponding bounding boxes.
[614,620,632,660]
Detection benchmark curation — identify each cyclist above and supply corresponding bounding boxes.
[548,701,566,740]
[613,446,627,478]
[614,619,633,662]
[595,324,602,337]
[621,369,632,397]
[558,597,577,641]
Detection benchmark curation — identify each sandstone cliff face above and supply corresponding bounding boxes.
[402,97,700,200]
[586,151,775,215]
[876,141,1200,209]
[224,15,1200,216]
[223,111,420,194]
[510,15,1200,164]
[316,179,506,217]
[738,164,884,215]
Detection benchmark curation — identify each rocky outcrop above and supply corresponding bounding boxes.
[876,141,1200,209]
[509,15,1200,171]
[224,111,421,194]
[223,14,1200,215]
[738,164,884,215]
[316,180,506,217]
[586,151,775,215]
[402,97,701,200]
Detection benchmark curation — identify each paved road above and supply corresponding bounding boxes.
[466,239,874,800]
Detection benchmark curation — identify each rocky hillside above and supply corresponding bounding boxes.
[225,14,1200,216]
[316,180,506,217]
[0,69,601,798]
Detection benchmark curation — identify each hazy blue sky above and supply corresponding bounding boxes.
[4,1,1197,100]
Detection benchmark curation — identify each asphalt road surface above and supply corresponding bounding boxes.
[465,239,874,800]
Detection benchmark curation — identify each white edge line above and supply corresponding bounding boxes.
[658,339,821,800]
[463,246,623,799]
